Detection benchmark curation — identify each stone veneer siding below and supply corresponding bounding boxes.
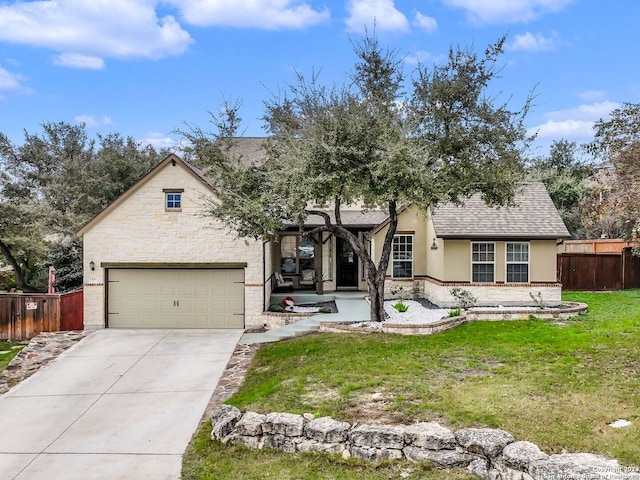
[384,278,562,308]
[81,161,265,329]
[210,405,639,480]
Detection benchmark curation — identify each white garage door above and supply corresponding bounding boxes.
[107,269,244,329]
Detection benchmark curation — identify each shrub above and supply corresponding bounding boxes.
[268,303,285,313]
[448,308,462,317]
[530,291,546,308]
[449,287,477,309]
[319,307,332,314]
[392,300,409,312]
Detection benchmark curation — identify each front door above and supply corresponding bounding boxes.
[337,237,358,288]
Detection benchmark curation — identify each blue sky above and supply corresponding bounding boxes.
[0,0,638,159]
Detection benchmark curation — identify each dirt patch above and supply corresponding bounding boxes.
[301,386,341,404]
[343,391,401,425]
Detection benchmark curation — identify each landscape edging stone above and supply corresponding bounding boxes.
[210,406,639,479]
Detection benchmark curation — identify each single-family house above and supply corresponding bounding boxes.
[369,183,570,307]
[78,142,569,330]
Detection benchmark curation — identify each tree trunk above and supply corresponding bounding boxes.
[0,238,38,292]
[368,275,386,322]
[307,200,398,322]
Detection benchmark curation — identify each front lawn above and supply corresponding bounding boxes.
[0,340,25,371]
[183,290,640,478]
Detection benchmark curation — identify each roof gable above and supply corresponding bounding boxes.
[77,154,214,236]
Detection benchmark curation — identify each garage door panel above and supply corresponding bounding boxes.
[108,268,244,329]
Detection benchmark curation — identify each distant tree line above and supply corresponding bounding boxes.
[527,102,640,250]
[0,122,168,292]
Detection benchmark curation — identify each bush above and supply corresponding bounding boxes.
[268,303,285,313]
[448,308,462,317]
[319,307,332,314]
[449,287,477,309]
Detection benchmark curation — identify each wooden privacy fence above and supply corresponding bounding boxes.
[557,248,640,291]
[0,289,83,340]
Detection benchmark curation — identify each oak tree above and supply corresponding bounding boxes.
[183,34,533,321]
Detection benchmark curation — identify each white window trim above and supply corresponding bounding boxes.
[163,188,184,212]
[392,234,414,279]
[471,241,496,283]
[505,242,530,284]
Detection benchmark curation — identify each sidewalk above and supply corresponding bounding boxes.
[240,292,370,344]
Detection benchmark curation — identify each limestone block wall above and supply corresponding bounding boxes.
[421,279,562,308]
[81,162,265,328]
[210,405,639,480]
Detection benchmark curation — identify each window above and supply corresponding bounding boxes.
[164,189,184,211]
[472,242,495,282]
[506,242,529,283]
[280,236,298,273]
[280,235,316,274]
[392,235,413,278]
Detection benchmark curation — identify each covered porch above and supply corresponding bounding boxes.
[270,231,369,293]
[267,208,388,295]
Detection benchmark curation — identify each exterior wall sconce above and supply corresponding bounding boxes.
[430,238,438,250]
[89,260,95,271]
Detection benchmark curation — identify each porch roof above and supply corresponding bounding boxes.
[285,209,389,228]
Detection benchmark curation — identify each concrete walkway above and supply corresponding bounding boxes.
[240,292,370,344]
[0,328,243,480]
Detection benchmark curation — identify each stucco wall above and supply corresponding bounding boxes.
[530,240,558,282]
[81,161,264,329]
[438,239,559,284]
[442,240,470,282]
[370,204,429,277]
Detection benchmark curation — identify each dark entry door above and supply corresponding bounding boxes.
[337,237,358,288]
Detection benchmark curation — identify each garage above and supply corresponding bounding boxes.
[107,268,244,329]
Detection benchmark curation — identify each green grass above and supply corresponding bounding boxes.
[183,290,640,477]
[0,340,25,371]
[183,421,474,480]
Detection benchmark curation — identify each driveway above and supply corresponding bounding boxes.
[0,328,243,480]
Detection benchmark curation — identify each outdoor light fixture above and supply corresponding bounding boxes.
[430,238,438,250]
[89,260,95,271]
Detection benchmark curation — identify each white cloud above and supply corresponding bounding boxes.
[508,32,558,52]
[169,0,329,29]
[0,65,25,91]
[140,132,178,150]
[54,53,105,70]
[442,0,574,24]
[544,101,620,122]
[0,0,193,68]
[530,119,594,140]
[345,0,409,33]
[404,50,444,65]
[529,101,620,140]
[74,115,114,128]
[413,11,437,33]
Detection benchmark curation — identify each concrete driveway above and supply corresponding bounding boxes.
[0,328,243,480]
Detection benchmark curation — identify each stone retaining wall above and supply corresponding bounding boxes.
[210,405,639,480]
[261,311,314,329]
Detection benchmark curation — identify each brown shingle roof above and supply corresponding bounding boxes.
[301,209,390,228]
[228,137,267,166]
[432,182,570,239]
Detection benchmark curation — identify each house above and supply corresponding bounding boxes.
[369,183,570,307]
[78,145,569,330]
[77,153,264,330]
